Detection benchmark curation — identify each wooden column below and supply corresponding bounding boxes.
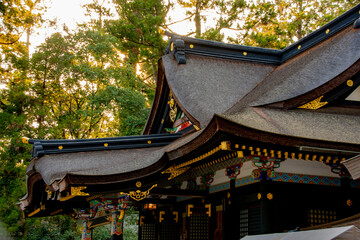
[111,210,125,240]
[340,175,352,219]
[224,179,237,240]
[81,220,92,240]
[260,179,271,234]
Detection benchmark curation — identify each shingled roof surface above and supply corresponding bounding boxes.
[226,25,360,113]
[28,147,165,186]
[162,54,275,127]
[222,106,360,145]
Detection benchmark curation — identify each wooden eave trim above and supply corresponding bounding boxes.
[143,59,167,135]
[273,58,360,109]
[19,172,44,211]
[166,114,360,162]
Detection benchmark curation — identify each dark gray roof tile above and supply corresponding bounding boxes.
[163,54,275,126]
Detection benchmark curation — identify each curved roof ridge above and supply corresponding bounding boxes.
[164,3,360,65]
[26,133,182,159]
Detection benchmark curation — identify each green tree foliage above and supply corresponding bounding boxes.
[175,0,246,41]
[233,0,360,48]
[29,30,149,138]
[0,1,45,238]
[107,0,168,96]
[0,0,151,238]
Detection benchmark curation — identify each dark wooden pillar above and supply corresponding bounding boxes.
[81,220,92,240]
[111,210,124,240]
[340,175,353,219]
[260,179,271,234]
[223,179,238,240]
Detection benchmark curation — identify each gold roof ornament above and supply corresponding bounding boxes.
[120,184,157,201]
[60,186,89,201]
[298,96,328,110]
[162,166,190,180]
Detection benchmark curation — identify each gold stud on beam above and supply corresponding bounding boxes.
[237,151,244,158]
[220,141,231,151]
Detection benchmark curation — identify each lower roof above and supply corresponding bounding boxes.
[27,146,165,186]
[21,113,360,212]
[222,106,360,146]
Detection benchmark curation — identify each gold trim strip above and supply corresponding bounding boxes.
[50,209,63,216]
[60,192,75,202]
[28,208,41,217]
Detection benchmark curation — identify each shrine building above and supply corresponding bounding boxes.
[18,4,360,240]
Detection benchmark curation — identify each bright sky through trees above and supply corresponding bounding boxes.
[22,0,93,54]
[23,0,195,54]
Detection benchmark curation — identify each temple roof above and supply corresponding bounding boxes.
[20,4,360,214]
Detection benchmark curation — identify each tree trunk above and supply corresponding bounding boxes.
[195,0,201,37]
